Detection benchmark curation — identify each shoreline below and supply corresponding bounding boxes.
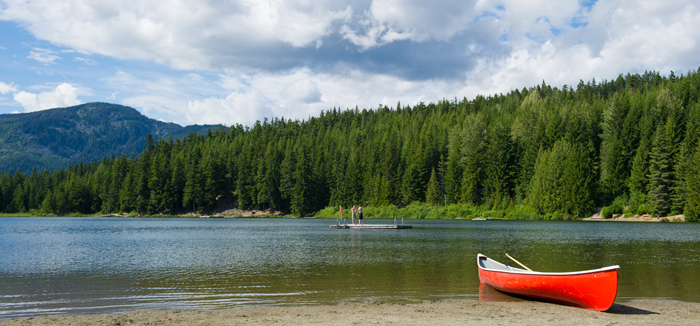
[2,298,699,325]
[3,210,688,222]
[581,214,685,222]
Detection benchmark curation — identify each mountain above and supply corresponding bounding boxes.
[0,102,223,173]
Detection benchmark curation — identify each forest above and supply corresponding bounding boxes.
[2,69,700,221]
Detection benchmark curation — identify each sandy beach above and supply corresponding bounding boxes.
[2,298,699,326]
[582,214,685,222]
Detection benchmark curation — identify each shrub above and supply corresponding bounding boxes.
[602,197,625,218]
[365,205,399,219]
[314,206,338,218]
[400,202,432,219]
[626,191,646,215]
[636,204,652,215]
[505,205,539,220]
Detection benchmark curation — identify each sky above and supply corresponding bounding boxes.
[1,0,699,127]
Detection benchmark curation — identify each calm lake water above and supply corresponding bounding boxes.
[2,217,700,319]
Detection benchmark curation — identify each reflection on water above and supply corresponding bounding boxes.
[2,217,700,319]
[478,283,525,302]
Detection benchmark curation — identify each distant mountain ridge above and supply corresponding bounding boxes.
[0,102,223,173]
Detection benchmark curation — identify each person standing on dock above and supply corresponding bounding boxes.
[339,205,343,225]
[358,204,364,225]
[351,205,357,225]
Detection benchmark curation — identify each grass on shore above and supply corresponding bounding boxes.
[313,201,552,220]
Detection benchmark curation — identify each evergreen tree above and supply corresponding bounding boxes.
[120,168,137,213]
[443,127,462,204]
[629,141,650,193]
[561,142,596,216]
[482,122,514,208]
[670,144,689,215]
[685,144,700,222]
[182,158,202,212]
[648,124,672,216]
[599,93,632,201]
[459,114,487,205]
[425,168,441,205]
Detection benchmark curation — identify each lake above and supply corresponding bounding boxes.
[2,217,700,319]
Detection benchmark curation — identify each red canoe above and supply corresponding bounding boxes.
[477,254,620,311]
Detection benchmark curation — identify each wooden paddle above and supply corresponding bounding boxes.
[505,253,533,272]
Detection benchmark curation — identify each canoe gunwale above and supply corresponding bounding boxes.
[476,253,620,311]
[477,253,620,276]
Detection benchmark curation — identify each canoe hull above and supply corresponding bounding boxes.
[477,254,619,311]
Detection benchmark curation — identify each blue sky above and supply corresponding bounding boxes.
[1,0,699,127]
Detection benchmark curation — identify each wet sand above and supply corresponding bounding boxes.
[2,298,699,326]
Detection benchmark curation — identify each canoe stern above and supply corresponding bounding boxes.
[477,254,619,311]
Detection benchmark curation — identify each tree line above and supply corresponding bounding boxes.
[2,69,700,220]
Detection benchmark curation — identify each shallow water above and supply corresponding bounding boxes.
[2,217,700,319]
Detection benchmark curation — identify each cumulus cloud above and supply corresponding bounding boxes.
[4,0,698,83]
[2,0,700,126]
[460,0,700,98]
[282,79,322,104]
[341,0,478,49]
[0,0,353,70]
[102,70,226,124]
[13,83,82,112]
[188,91,275,126]
[0,81,19,94]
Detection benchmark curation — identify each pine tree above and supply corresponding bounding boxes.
[460,114,486,205]
[685,144,700,222]
[290,144,312,216]
[561,142,595,216]
[629,141,649,193]
[648,124,672,216]
[425,168,441,205]
[182,159,202,212]
[670,144,689,215]
[483,122,514,208]
[120,169,137,213]
[599,93,631,201]
[443,127,462,204]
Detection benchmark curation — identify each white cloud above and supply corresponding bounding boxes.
[231,66,455,123]
[0,82,19,94]
[459,0,700,99]
[13,83,82,112]
[102,71,214,124]
[341,0,480,49]
[27,47,61,65]
[2,0,700,127]
[74,57,98,66]
[282,79,322,104]
[0,0,353,70]
[188,91,275,126]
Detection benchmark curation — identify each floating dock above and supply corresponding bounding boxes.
[330,224,413,229]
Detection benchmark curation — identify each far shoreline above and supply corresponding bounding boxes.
[2,207,688,222]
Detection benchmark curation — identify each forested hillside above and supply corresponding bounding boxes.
[2,69,700,221]
[0,103,221,173]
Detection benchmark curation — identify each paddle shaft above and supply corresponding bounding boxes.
[505,253,533,272]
